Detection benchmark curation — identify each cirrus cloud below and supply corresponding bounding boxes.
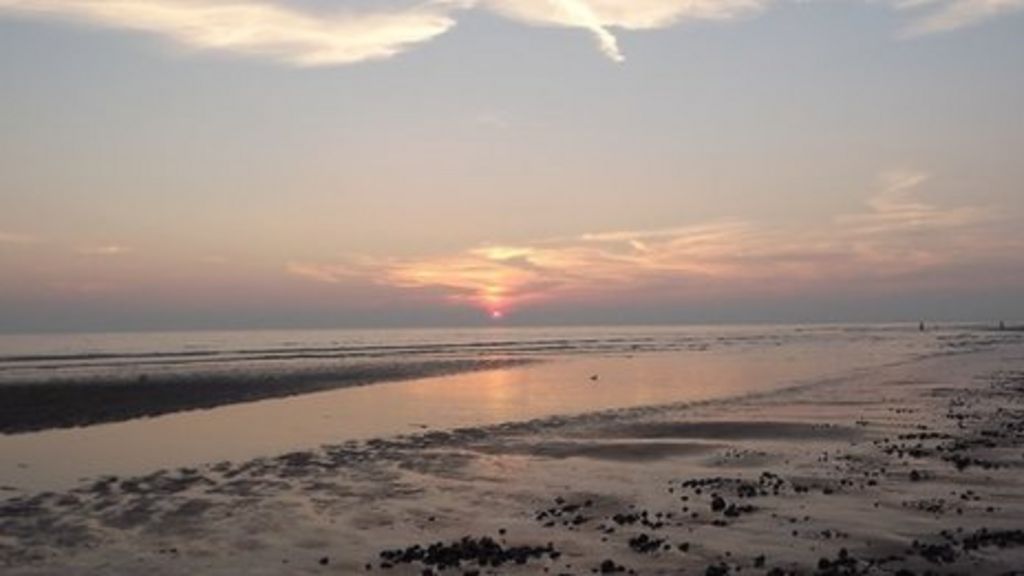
[0,0,463,66]
[891,0,1024,35]
[0,231,39,245]
[288,171,1019,314]
[484,0,764,61]
[0,0,1020,66]
[76,244,133,256]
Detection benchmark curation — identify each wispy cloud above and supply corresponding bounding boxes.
[289,171,1015,313]
[0,0,1019,65]
[287,261,352,284]
[0,0,462,66]
[837,171,988,238]
[76,244,132,256]
[199,255,228,265]
[485,0,764,62]
[47,280,122,295]
[0,231,38,245]
[891,0,1024,35]
[476,111,513,130]
[486,0,627,62]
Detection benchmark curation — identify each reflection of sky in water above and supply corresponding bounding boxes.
[0,323,961,386]
[0,325,970,493]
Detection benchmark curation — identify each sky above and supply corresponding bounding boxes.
[1,0,1022,332]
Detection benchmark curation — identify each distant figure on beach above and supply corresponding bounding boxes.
[919,321,925,332]
[1000,321,1006,331]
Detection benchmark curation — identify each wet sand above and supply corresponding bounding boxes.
[2,348,891,491]
[0,358,531,434]
[3,343,1024,574]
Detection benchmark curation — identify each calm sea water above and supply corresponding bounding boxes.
[0,323,1017,491]
[0,323,1002,387]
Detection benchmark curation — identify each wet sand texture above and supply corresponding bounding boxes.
[3,347,1024,574]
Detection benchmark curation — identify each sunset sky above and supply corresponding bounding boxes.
[1,0,1022,332]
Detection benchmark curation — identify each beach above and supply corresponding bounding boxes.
[2,325,1024,574]
[4,3,1022,573]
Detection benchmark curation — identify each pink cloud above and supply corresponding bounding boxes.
[288,171,1019,315]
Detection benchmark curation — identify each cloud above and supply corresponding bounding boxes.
[485,0,765,61]
[286,261,350,284]
[76,244,132,256]
[891,0,1024,35]
[199,255,228,264]
[0,231,38,245]
[475,111,513,129]
[47,280,122,295]
[0,0,1020,65]
[838,170,988,234]
[0,0,462,66]
[289,171,1017,313]
[486,0,625,62]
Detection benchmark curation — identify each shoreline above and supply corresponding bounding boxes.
[2,324,1014,437]
[3,344,1024,573]
[0,358,534,435]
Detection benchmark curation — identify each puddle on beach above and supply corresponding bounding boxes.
[1,342,905,492]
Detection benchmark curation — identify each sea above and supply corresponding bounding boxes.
[0,323,1018,491]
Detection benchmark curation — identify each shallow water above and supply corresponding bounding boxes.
[0,323,977,386]
[0,323,1018,492]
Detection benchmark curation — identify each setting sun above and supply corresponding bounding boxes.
[1,3,1023,574]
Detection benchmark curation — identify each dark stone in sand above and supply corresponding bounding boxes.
[627,533,665,554]
[911,541,957,564]
[813,548,864,575]
[962,528,1024,550]
[599,559,626,573]
[705,562,730,576]
[377,536,558,571]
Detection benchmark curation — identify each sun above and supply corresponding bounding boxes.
[490,310,504,320]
